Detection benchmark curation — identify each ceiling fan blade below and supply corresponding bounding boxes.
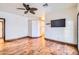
[17,8,25,10]
[23,3,30,10]
[23,3,27,8]
[24,11,28,14]
[30,8,38,11]
[30,10,35,14]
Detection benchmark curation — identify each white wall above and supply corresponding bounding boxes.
[45,7,77,44]
[0,11,40,40]
[0,11,28,40]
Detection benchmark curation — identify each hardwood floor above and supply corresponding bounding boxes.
[0,37,78,55]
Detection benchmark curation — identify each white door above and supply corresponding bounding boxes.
[32,20,40,37]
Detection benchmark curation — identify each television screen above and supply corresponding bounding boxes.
[51,19,65,27]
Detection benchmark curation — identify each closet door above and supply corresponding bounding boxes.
[32,20,40,37]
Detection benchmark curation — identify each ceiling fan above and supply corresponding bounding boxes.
[17,3,38,14]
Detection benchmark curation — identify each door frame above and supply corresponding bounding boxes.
[0,18,5,42]
[77,12,79,50]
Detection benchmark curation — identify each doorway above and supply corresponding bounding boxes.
[0,18,5,42]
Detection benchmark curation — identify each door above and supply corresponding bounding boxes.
[32,20,40,37]
[0,18,5,52]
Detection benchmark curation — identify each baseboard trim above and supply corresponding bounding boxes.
[5,36,41,42]
[45,38,77,48]
[5,36,28,42]
[5,36,77,48]
[27,36,41,39]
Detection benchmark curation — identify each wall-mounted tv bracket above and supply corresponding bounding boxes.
[46,23,51,25]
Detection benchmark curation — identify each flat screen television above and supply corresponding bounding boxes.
[51,19,65,27]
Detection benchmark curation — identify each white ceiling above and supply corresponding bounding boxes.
[0,3,77,16]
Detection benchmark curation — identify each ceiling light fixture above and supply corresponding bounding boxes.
[43,3,48,7]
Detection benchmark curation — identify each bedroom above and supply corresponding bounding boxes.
[0,3,79,55]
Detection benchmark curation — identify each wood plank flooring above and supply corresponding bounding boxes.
[0,37,78,55]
